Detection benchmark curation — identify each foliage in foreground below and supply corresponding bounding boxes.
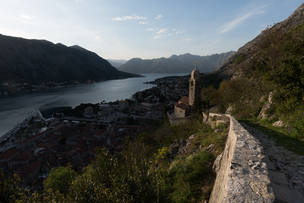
[1,120,227,203]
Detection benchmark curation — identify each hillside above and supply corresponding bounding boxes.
[0,34,135,88]
[201,3,304,143]
[217,3,304,79]
[118,52,234,74]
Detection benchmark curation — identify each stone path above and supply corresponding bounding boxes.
[242,124,304,203]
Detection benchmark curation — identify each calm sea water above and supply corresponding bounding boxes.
[0,73,186,136]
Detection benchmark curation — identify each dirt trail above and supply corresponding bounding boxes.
[242,124,304,203]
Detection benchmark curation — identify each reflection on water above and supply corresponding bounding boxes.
[0,73,186,136]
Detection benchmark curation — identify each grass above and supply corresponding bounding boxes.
[138,117,228,156]
[169,151,215,202]
[240,119,304,155]
[138,118,205,149]
[138,116,229,202]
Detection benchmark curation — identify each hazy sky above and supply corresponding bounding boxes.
[0,0,302,59]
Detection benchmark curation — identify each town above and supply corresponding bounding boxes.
[0,80,93,97]
[0,75,189,189]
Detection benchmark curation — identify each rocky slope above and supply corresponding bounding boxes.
[0,34,135,86]
[205,3,304,121]
[118,52,234,74]
[217,3,304,79]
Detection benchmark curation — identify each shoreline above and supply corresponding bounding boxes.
[0,74,187,138]
[0,74,188,190]
[0,74,143,99]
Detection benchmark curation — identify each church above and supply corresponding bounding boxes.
[168,68,200,125]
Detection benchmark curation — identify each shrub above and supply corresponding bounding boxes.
[43,166,77,194]
[169,151,214,202]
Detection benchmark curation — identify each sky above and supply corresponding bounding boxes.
[0,0,303,60]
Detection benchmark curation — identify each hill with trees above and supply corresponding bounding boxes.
[0,34,136,88]
[200,2,304,148]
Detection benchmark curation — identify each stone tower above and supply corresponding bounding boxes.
[189,67,200,106]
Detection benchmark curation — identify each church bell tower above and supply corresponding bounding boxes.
[189,67,200,106]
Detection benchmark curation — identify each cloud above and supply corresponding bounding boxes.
[154,14,163,20]
[153,28,168,39]
[156,28,167,34]
[139,21,148,25]
[20,14,34,21]
[219,5,267,34]
[112,15,147,22]
[152,28,186,39]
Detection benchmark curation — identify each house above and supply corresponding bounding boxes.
[174,96,191,118]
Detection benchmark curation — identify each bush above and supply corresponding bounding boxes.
[169,151,214,202]
[0,170,24,203]
[43,166,77,194]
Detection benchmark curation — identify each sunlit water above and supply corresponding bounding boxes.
[0,73,186,136]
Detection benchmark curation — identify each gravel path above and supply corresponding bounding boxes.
[242,124,304,203]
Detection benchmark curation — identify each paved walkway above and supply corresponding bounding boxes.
[242,124,304,203]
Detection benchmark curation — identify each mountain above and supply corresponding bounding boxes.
[108,59,127,68]
[0,34,136,86]
[202,3,304,139]
[217,3,304,79]
[118,52,235,74]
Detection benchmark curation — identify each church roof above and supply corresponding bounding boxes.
[175,96,190,110]
[178,96,189,105]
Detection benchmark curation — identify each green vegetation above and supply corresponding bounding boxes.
[138,118,204,148]
[0,170,24,203]
[138,119,227,202]
[234,54,246,65]
[241,119,304,155]
[0,118,227,203]
[169,151,214,202]
[201,78,270,118]
[200,23,304,146]
[43,166,77,194]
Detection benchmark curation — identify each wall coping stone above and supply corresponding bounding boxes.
[209,114,275,203]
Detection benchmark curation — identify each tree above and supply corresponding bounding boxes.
[0,170,24,203]
[43,166,77,194]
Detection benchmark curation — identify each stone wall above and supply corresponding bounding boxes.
[209,115,275,203]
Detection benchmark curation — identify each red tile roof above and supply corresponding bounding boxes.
[178,96,189,105]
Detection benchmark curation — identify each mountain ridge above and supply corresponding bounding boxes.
[217,3,304,79]
[0,34,136,87]
[202,3,304,143]
[118,52,235,74]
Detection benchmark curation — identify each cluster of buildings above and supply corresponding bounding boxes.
[0,109,155,189]
[0,81,83,97]
[0,71,196,189]
[0,85,176,189]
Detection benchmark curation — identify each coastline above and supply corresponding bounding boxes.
[0,74,188,189]
[0,74,143,99]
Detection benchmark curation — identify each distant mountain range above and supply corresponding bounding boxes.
[0,34,135,86]
[108,59,128,68]
[117,52,235,74]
